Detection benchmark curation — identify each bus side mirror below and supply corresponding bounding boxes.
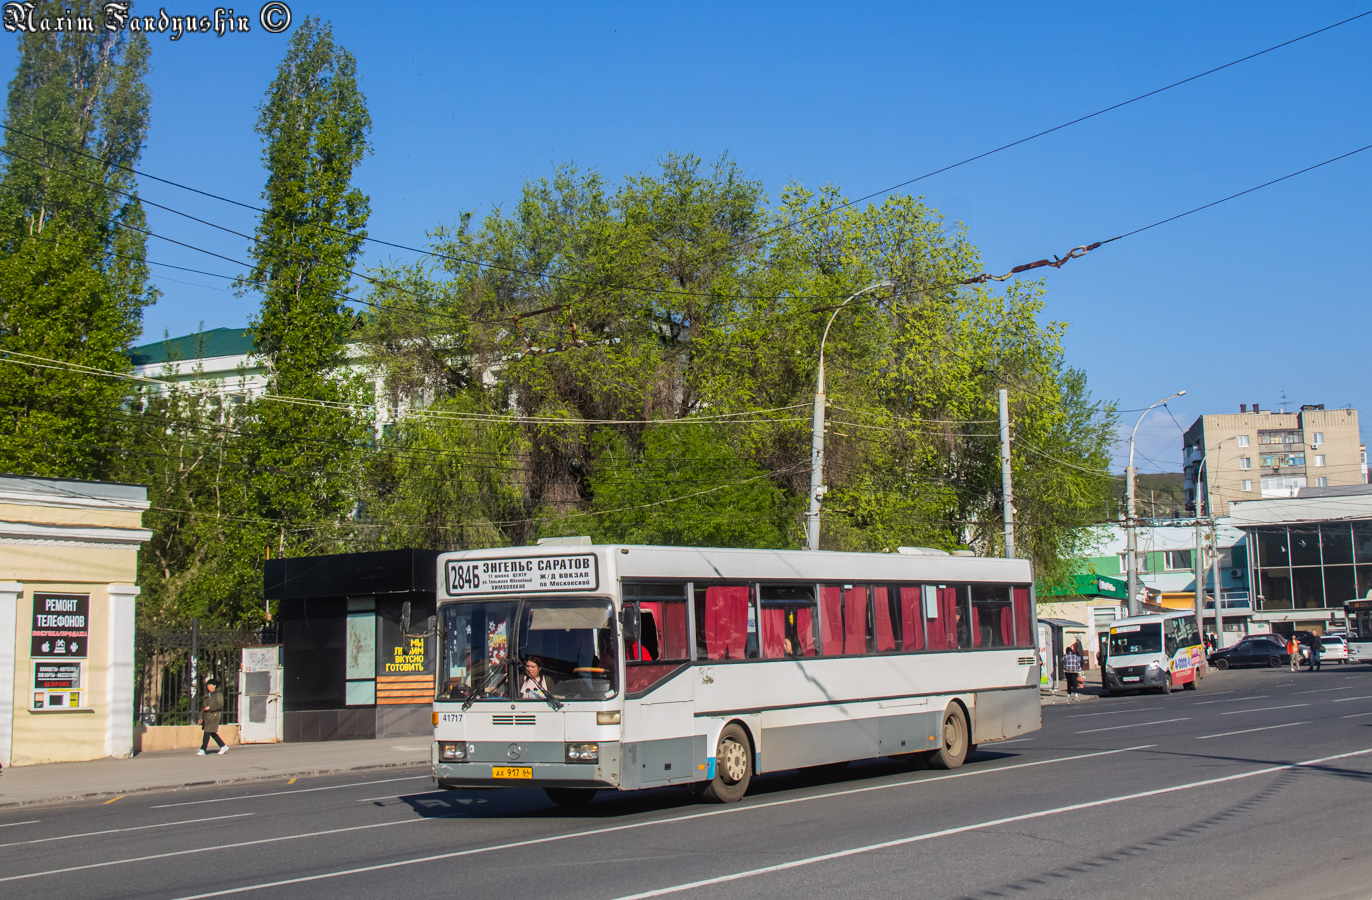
[401,601,412,635]
[621,605,641,643]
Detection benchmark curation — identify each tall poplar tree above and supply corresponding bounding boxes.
[240,16,371,553]
[0,0,153,478]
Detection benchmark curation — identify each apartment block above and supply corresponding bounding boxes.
[1183,404,1364,517]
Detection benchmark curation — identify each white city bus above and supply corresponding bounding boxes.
[1345,598,1372,663]
[430,544,1040,805]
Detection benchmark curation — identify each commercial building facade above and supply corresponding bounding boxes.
[0,475,150,766]
[1230,486,1372,634]
[1182,404,1365,518]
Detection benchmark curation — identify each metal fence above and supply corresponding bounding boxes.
[134,620,271,727]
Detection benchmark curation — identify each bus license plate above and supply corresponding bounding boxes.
[1122,676,1140,682]
[492,766,532,779]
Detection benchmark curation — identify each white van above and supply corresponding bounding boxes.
[1102,611,1205,695]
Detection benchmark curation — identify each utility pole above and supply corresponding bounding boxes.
[1194,518,1205,644]
[999,388,1015,559]
[1211,525,1225,648]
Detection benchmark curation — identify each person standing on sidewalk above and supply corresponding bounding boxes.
[1062,645,1083,700]
[1286,636,1300,672]
[1307,636,1322,672]
[198,678,229,756]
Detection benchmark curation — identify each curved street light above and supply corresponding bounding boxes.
[805,280,892,551]
[1125,389,1186,614]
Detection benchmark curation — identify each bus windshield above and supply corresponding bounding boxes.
[1107,623,1161,657]
[438,598,618,703]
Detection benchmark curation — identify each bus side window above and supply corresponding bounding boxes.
[970,584,1011,648]
[1012,586,1033,649]
[820,586,844,656]
[899,586,926,651]
[694,584,749,661]
[758,585,818,658]
[843,585,867,655]
[872,586,897,653]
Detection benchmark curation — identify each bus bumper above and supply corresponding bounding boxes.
[435,741,621,789]
[1102,666,1169,691]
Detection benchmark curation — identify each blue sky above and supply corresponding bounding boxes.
[3,1,1369,473]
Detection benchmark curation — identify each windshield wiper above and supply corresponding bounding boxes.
[527,682,563,711]
[462,663,507,711]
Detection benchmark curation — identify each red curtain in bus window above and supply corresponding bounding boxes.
[1013,587,1033,648]
[927,587,957,650]
[970,601,983,648]
[844,586,867,655]
[899,587,924,651]
[663,602,689,660]
[873,587,895,652]
[820,586,844,656]
[759,607,786,658]
[703,585,749,660]
[796,607,816,656]
[1000,605,1014,647]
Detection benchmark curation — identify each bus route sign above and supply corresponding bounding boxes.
[445,554,599,595]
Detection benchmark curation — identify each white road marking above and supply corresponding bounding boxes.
[1221,704,1309,715]
[1332,695,1372,702]
[1076,717,1188,734]
[0,820,39,828]
[1194,695,1269,705]
[1340,711,1372,719]
[159,746,1158,899]
[1191,690,1235,697]
[1294,686,1355,694]
[989,738,1032,745]
[150,775,429,808]
[603,746,1372,900]
[1196,722,1309,740]
[0,813,252,849]
[1066,706,1163,718]
[0,819,422,882]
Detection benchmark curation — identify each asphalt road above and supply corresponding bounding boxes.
[4,665,1372,900]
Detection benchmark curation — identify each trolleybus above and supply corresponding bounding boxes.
[429,544,1040,805]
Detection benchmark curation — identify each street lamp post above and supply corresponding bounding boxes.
[1192,436,1234,646]
[1126,390,1186,614]
[806,280,891,551]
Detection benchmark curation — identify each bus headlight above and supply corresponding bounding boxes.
[438,741,467,762]
[1104,665,1115,674]
[1148,660,1165,670]
[596,710,621,725]
[565,742,600,762]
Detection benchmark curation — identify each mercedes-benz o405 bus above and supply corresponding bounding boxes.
[430,544,1040,805]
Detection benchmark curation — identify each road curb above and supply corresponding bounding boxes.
[0,758,430,810]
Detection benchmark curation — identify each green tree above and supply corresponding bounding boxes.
[0,1,153,478]
[237,16,372,575]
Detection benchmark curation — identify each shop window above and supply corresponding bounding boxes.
[758,584,817,658]
[970,584,1012,648]
[694,584,750,661]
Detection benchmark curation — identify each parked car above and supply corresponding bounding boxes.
[1320,634,1351,664]
[1208,636,1290,670]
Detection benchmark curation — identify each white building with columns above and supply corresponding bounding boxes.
[0,474,150,766]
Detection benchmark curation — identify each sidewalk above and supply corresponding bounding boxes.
[1041,666,1104,706]
[0,737,431,809]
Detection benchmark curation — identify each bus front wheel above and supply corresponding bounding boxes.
[702,723,753,803]
[929,705,969,770]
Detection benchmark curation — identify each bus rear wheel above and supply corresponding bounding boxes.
[702,723,752,803]
[544,788,597,808]
[929,705,969,770]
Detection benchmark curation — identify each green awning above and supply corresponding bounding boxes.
[1037,572,1127,600]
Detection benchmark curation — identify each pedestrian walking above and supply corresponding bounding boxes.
[1062,646,1083,700]
[197,677,229,755]
[1286,636,1300,672]
[1308,636,1322,672]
